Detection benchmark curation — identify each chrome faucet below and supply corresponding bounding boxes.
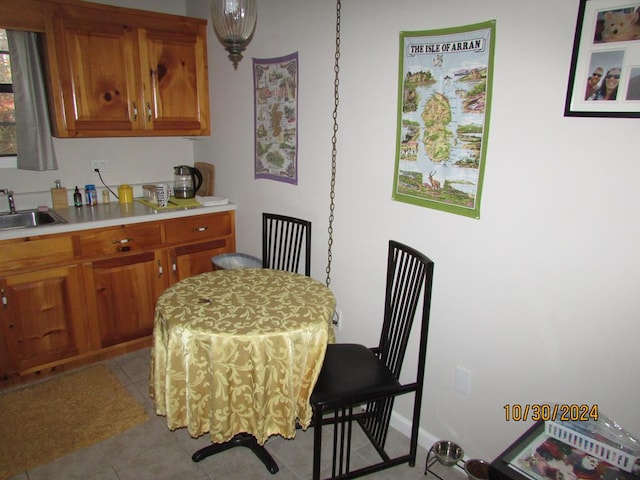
[0,189,16,214]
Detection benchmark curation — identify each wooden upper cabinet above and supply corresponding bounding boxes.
[141,28,207,132]
[54,20,141,133]
[47,3,210,137]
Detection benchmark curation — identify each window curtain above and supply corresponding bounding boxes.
[7,30,58,171]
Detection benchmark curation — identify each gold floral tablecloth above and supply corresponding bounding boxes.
[150,268,336,445]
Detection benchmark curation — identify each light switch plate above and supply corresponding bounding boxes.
[454,366,471,395]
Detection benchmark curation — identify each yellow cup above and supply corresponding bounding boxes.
[118,184,133,204]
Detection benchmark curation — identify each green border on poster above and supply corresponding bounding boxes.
[392,20,496,219]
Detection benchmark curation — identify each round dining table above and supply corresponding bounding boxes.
[150,267,336,472]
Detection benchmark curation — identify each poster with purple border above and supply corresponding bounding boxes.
[253,52,299,184]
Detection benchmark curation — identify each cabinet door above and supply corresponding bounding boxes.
[0,265,88,373]
[53,18,142,134]
[139,27,209,134]
[169,239,230,284]
[85,251,167,348]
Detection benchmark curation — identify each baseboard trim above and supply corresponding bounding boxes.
[390,411,469,475]
[390,410,439,450]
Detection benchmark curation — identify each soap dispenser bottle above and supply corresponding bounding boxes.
[73,186,82,207]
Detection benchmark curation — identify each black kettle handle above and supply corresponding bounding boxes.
[192,167,203,194]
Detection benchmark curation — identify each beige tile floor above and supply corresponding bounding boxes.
[7,348,468,480]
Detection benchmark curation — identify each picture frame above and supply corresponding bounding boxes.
[490,422,548,480]
[392,21,495,219]
[490,421,640,480]
[565,0,640,117]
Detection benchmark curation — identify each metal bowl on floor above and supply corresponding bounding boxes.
[465,459,490,480]
[432,440,464,466]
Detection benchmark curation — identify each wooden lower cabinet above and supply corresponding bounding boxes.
[168,238,228,283]
[83,250,168,348]
[165,212,235,283]
[0,210,235,386]
[0,264,89,375]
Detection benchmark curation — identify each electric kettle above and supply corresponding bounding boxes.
[173,165,203,199]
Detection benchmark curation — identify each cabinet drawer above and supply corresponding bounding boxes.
[0,236,78,272]
[79,223,164,258]
[165,212,233,244]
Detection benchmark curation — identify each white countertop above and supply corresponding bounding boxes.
[0,200,237,241]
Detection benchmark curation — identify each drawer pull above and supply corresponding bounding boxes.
[191,226,208,232]
[112,238,133,244]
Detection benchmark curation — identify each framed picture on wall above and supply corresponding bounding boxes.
[253,52,299,184]
[565,0,640,117]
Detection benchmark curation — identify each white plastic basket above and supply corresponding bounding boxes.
[211,253,262,270]
[545,421,639,472]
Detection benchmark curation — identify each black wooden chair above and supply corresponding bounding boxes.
[262,213,311,276]
[310,240,435,480]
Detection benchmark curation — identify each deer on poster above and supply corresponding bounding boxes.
[428,171,441,190]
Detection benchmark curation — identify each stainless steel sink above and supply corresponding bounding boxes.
[0,209,67,231]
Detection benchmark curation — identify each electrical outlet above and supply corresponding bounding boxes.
[454,366,471,395]
[332,309,343,330]
[91,160,108,174]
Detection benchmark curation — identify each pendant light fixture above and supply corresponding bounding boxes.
[210,0,257,70]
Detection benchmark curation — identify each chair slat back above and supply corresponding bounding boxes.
[364,240,434,449]
[262,213,312,276]
[379,240,434,378]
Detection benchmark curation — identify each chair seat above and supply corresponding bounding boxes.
[311,344,401,409]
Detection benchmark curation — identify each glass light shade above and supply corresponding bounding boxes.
[210,0,257,69]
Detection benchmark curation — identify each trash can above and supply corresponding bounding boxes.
[212,253,262,270]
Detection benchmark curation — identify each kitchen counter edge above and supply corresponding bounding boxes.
[0,202,237,241]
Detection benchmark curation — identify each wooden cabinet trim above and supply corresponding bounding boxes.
[173,239,227,257]
[165,212,233,245]
[0,0,207,32]
[0,235,79,273]
[78,223,164,259]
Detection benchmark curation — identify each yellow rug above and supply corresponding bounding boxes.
[0,365,149,479]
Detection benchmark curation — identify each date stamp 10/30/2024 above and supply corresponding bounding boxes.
[503,404,599,422]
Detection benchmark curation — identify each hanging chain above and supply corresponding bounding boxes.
[325,0,341,287]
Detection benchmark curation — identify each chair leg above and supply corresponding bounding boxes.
[313,405,323,480]
[314,406,359,480]
[332,408,353,478]
[409,388,423,467]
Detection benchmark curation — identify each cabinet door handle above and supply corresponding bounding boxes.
[191,226,208,232]
[146,102,152,121]
[171,258,177,274]
[1,288,6,309]
[112,238,133,244]
[132,102,138,120]
[157,260,163,278]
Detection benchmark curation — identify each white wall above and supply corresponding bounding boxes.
[195,0,640,461]
[4,0,639,462]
